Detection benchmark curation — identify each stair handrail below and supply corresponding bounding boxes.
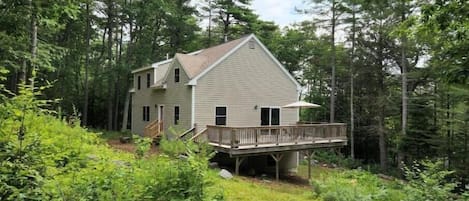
[179,127,195,140]
[189,128,208,142]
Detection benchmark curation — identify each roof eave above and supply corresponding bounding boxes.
[131,66,153,74]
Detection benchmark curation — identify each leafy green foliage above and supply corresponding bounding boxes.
[311,169,405,201]
[313,150,362,169]
[0,86,222,201]
[403,160,459,201]
[0,137,46,200]
[133,135,152,159]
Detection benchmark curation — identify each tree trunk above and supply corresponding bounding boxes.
[329,0,336,123]
[350,4,356,159]
[207,0,213,47]
[377,24,387,171]
[121,90,131,131]
[378,109,387,171]
[446,93,451,168]
[223,13,230,42]
[83,2,91,126]
[106,1,114,130]
[29,0,38,88]
[398,5,408,169]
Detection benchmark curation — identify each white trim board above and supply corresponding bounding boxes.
[191,86,195,127]
[131,50,202,74]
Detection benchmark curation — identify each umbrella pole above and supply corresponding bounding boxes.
[299,107,301,123]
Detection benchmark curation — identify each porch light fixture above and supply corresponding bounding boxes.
[254,105,258,110]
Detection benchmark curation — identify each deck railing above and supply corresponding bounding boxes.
[143,120,163,139]
[205,124,346,148]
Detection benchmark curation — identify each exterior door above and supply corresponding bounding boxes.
[260,107,280,126]
[158,105,164,122]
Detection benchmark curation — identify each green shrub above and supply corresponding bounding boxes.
[313,150,362,169]
[0,85,223,201]
[133,135,152,159]
[403,160,459,201]
[311,169,405,201]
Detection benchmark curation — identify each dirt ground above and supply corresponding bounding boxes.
[107,139,160,154]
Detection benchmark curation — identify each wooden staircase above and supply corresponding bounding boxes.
[143,120,163,141]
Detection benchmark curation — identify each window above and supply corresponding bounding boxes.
[261,108,270,126]
[146,73,151,88]
[137,76,141,90]
[142,106,150,121]
[260,107,280,126]
[271,108,280,125]
[215,107,227,125]
[174,106,179,125]
[174,68,180,83]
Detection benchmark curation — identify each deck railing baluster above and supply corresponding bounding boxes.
[218,127,222,146]
[255,128,259,147]
[231,129,235,148]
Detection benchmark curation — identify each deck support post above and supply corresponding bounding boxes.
[235,157,246,176]
[304,150,314,179]
[270,153,284,181]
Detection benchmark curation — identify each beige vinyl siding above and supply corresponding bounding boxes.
[154,62,171,84]
[131,68,155,134]
[151,60,192,132]
[131,60,192,135]
[194,40,299,129]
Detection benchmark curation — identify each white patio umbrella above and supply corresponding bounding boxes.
[282,101,320,108]
[282,101,321,124]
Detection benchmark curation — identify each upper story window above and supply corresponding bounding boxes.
[215,107,227,125]
[137,75,141,90]
[174,68,180,83]
[146,73,151,88]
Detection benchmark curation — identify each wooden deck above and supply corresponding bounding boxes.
[196,124,347,156]
[193,123,347,180]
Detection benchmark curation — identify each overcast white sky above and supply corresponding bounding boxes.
[251,0,307,28]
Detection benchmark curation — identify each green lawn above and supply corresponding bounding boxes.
[207,165,341,201]
[210,171,317,201]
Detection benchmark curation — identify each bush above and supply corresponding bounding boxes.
[311,169,405,201]
[0,85,223,201]
[402,160,460,201]
[313,150,362,169]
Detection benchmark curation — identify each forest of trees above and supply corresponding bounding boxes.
[0,0,467,187]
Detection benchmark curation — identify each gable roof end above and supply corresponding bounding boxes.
[187,34,301,91]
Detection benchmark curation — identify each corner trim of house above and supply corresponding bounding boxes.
[191,85,195,127]
[297,90,301,122]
